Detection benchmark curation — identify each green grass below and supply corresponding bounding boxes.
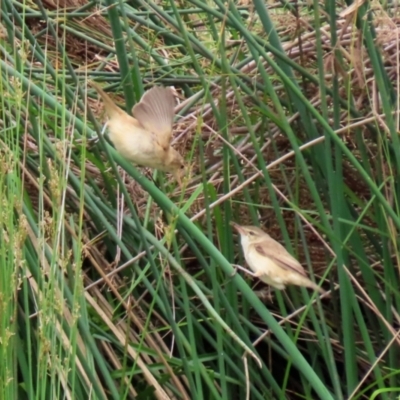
[1,0,400,399]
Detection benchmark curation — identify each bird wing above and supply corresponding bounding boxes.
[254,241,307,277]
[131,86,175,150]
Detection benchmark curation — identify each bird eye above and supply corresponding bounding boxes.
[180,164,185,169]
[248,231,255,236]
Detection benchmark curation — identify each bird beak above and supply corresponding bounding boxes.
[173,170,183,187]
[230,221,245,234]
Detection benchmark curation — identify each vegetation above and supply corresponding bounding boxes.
[1,0,399,399]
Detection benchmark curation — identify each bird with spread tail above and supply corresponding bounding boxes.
[231,222,325,294]
[91,82,185,184]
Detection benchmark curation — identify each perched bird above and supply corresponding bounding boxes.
[91,82,185,184]
[231,222,325,294]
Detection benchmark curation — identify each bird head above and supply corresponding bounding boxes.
[167,149,186,186]
[230,222,267,244]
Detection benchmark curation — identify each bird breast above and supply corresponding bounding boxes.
[245,245,287,289]
[245,245,276,275]
[107,117,166,168]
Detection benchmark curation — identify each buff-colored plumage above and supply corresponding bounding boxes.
[91,82,185,183]
[231,222,325,294]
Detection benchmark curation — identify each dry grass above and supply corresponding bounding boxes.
[3,0,400,398]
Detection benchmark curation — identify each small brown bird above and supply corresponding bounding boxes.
[231,222,325,294]
[91,82,185,183]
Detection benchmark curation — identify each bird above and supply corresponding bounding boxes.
[231,222,325,294]
[91,82,185,184]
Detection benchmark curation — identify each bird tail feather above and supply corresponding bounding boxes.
[91,82,126,119]
[307,280,326,294]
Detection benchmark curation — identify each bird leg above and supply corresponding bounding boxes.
[231,265,273,301]
[231,264,258,278]
[75,122,108,149]
[254,288,273,302]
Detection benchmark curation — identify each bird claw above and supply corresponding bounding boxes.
[230,265,238,278]
[87,136,100,149]
[74,135,99,149]
[254,288,273,302]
